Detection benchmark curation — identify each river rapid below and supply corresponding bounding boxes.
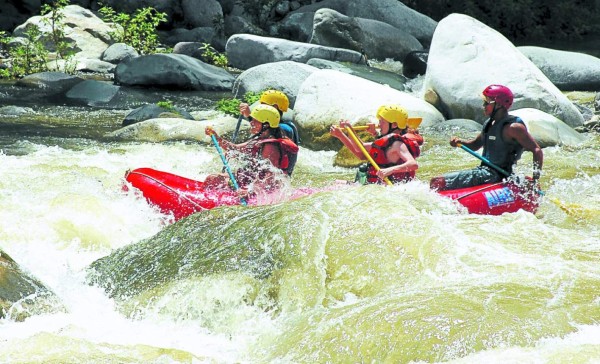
[0,86,600,363]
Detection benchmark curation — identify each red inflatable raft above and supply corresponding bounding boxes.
[125,168,242,221]
[125,168,540,220]
[438,180,540,215]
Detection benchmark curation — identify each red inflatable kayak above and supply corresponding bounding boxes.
[438,180,540,215]
[124,168,242,221]
[125,168,540,220]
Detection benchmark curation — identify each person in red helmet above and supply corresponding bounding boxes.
[430,84,543,191]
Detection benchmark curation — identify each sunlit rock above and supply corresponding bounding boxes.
[424,14,584,128]
[294,69,444,150]
[233,61,318,108]
[511,108,586,147]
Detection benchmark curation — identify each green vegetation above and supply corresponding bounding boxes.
[200,43,228,68]
[41,0,77,74]
[403,0,600,42]
[216,91,261,116]
[98,4,167,55]
[156,100,175,111]
[0,0,75,78]
[0,26,49,78]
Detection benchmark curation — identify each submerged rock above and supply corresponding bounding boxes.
[0,250,65,321]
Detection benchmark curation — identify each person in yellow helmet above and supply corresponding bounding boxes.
[239,90,300,145]
[205,104,299,195]
[330,104,420,184]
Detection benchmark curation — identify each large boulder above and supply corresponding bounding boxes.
[519,46,600,92]
[0,250,65,321]
[294,69,445,150]
[13,5,114,60]
[277,12,314,42]
[232,61,319,108]
[226,34,365,70]
[181,0,222,28]
[511,108,586,147]
[423,14,584,128]
[114,53,234,91]
[284,0,436,46]
[310,9,422,62]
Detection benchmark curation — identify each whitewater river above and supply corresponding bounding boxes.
[0,97,599,363]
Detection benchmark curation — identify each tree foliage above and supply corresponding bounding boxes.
[402,0,600,42]
[98,4,167,55]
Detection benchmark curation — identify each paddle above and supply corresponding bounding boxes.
[231,114,244,143]
[457,143,510,177]
[344,126,393,186]
[457,143,544,196]
[210,134,247,206]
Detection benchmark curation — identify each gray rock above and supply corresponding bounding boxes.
[123,104,195,127]
[232,61,319,107]
[424,118,482,135]
[310,9,422,61]
[0,249,65,321]
[277,12,314,42]
[114,53,234,91]
[519,46,600,91]
[101,43,139,64]
[307,58,407,91]
[182,0,223,28]
[15,72,84,92]
[284,0,436,45]
[226,34,365,70]
[65,80,121,106]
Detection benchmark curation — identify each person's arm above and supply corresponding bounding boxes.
[329,121,371,160]
[506,123,544,179]
[450,133,483,151]
[205,126,248,152]
[377,142,418,178]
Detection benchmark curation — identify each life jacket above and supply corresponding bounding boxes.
[481,115,524,173]
[366,133,420,184]
[403,131,423,146]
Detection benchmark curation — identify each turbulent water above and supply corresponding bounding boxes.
[0,93,599,363]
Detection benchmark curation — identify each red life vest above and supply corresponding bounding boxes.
[250,137,299,174]
[367,133,420,184]
[236,137,299,187]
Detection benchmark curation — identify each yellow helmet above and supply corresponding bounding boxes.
[259,90,289,112]
[407,117,422,129]
[250,104,280,128]
[376,104,408,129]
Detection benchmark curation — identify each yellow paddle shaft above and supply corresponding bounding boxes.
[344,126,393,186]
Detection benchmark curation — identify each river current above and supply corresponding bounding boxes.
[0,85,599,363]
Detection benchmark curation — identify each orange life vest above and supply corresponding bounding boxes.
[367,133,420,184]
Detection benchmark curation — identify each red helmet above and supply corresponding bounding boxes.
[482,84,513,110]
